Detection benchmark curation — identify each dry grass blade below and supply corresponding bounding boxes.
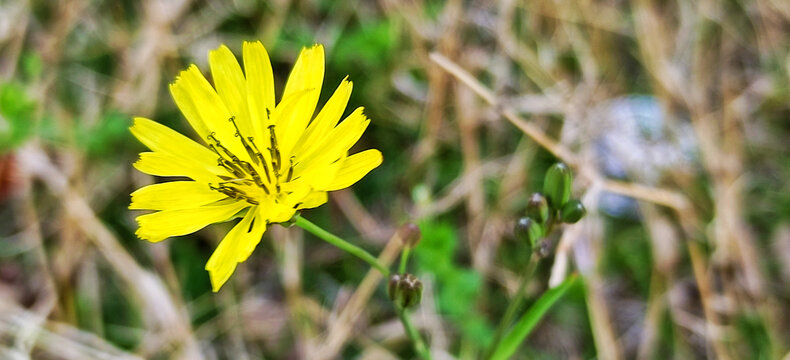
[15,145,203,360]
[428,52,690,212]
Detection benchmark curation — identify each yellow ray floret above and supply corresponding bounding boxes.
[129,41,382,291]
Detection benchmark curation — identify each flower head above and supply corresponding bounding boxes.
[130,42,382,291]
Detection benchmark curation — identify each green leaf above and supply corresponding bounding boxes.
[0,82,36,151]
[75,111,131,157]
[414,220,495,347]
[332,20,395,70]
[489,275,579,360]
[21,52,43,80]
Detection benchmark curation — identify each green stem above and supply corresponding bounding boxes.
[294,215,430,358]
[485,252,538,360]
[399,309,432,360]
[399,246,412,275]
[294,215,389,276]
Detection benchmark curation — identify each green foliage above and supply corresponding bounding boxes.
[75,111,132,157]
[489,276,579,360]
[602,225,652,295]
[734,313,773,360]
[0,82,36,151]
[332,20,396,70]
[21,52,43,80]
[414,220,494,348]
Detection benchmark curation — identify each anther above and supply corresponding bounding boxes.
[209,183,239,199]
[228,116,261,165]
[247,136,265,166]
[286,156,295,182]
[268,125,282,174]
[208,143,245,178]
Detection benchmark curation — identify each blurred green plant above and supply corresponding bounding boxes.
[414,220,494,348]
[75,111,130,157]
[485,162,587,359]
[0,82,36,151]
[489,276,579,360]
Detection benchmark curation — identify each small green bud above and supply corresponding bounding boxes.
[514,217,544,247]
[526,193,549,224]
[397,223,421,248]
[543,162,573,209]
[388,274,402,302]
[388,273,423,309]
[560,199,586,224]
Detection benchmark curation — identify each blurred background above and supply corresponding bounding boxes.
[1,0,790,359]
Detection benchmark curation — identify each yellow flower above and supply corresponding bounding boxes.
[129,42,382,292]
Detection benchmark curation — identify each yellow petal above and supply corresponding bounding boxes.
[297,191,328,210]
[279,45,325,158]
[268,88,315,160]
[299,151,347,191]
[243,41,276,140]
[296,107,370,172]
[133,152,224,182]
[170,65,247,160]
[268,202,298,224]
[135,201,248,243]
[205,207,267,292]
[209,45,252,136]
[130,117,217,166]
[293,78,352,156]
[320,149,382,191]
[130,181,226,211]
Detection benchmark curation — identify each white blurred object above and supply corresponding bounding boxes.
[589,96,697,217]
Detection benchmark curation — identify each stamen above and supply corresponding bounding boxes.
[248,136,272,183]
[286,156,295,182]
[229,116,260,165]
[208,143,245,178]
[238,161,268,192]
[220,179,254,187]
[205,120,287,206]
[209,183,239,199]
[216,182,259,205]
[268,125,282,175]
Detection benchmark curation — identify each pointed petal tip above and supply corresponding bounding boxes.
[243,40,264,48]
[207,270,224,292]
[171,64,202,86]
[206,258,235,292]
[134,227,164,243]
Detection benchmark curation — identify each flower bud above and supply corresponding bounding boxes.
[543,162,573,209]
[388,273,423,309]
[397,223,421,248]
[388,274,402,301]
[560,199,586,224]
[514,217,543,248]
[526,193,549,224]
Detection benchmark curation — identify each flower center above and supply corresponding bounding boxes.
[206,117,296,205]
